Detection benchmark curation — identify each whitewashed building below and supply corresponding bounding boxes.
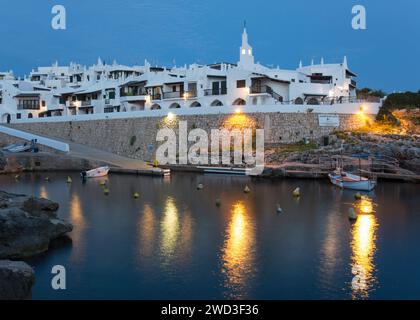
[0,28,375,123]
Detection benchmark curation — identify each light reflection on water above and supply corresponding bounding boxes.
[0,172,417,299]
[69,193,86,262]
[350,197,378,300]
[138,204,156,260]
[221,201,257,299]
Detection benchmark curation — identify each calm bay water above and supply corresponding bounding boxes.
[0,172,419,300]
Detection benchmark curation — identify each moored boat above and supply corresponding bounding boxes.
[328,169,376,191]
[81,166,110,179]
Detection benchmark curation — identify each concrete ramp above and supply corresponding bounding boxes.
[0,125,70,152]
[1,124,165,175]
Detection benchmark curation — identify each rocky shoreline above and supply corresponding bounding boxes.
[264,132,420,179]
[0,191,73,300]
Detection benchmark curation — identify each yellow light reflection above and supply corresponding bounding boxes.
[69,193,86,261]
[350,213,378,299]
[139,204,156,259]
[160,197,180,260]
[221,201,256,299]
[355,196,376,215]
[39,185,48,199]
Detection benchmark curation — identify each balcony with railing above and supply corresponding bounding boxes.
[120,88,148,97]
[204,88,227,96]
[161,90,197,100]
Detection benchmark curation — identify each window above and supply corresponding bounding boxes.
[16,113,21,119]
[237,80,246,88]
[172,85,176,92]
[241,49,246,55]
[42,100,46,107]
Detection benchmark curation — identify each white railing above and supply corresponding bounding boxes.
[0,125,70,152]
[5,102,381,124]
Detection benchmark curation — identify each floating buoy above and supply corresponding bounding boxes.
[197,183,204,190]
[354,192,362,200]
[348,207,358,221]
[103,188,109,195]
[67,176,72,184]
[292,187,300,197]
[14,174,20,180]
[276,204,283,214]
[244,185,251,193]
[215,199,221,207]
[45,177,50,182]
[133,192,140,199]
[153,159,159,167]
[99,180,107,186]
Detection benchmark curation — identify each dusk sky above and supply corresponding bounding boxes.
[0,0,419,92]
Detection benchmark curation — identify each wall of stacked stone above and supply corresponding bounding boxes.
[7,113,373,162]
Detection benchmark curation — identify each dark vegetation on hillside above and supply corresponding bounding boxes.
[357,88,420,124]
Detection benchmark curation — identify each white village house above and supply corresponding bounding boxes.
[0,28,379,123]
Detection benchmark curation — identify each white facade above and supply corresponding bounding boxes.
[0,28,376,123]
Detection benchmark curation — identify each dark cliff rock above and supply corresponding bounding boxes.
[0,191,73,259]
[0,260,35,300]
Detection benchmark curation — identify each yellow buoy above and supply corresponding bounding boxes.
[153,159,159,167]
[133,192,140,199]
[14,174,20,180]
[244,185,251,193]
[99,180,107,186]
[45,177,50,182]
[215,199,221,207]
[67,176,72,184]
[354,192,362,200]
[292,187,300,197]
[103,188,109,195]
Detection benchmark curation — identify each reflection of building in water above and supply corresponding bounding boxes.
[350,198,378,299]
[159,197,193,266]
[39,185,48,199]
[160,197,180,260]
[138,204,156,259]
[69,193,86,262]
[221,201,256,299]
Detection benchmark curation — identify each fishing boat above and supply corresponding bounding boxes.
[81,166,110,179]
[328,168,376,191]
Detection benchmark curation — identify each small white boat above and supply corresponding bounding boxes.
[81,166,110,179]
[8,144,31,153]
[2,143,20,151]
[328,169,376,191]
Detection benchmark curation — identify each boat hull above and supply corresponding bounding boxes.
[83,166,110,178]
[328,173,376,191]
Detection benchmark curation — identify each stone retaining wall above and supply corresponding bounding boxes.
[6,113,373,162]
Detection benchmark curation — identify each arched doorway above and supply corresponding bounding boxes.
[210,100,223,107]
[190,101,201,108]
[28,113,33,119]
[307,97,320,105]
[151,104,161,110]
[294,97,304,105]
[233,98,246,106]
[1,113,11,123]
[169,103,181,109]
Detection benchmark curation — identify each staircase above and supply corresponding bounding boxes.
[250,85,283,102]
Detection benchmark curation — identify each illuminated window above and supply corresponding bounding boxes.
[241,49,246,55]
[248,49,252,55]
